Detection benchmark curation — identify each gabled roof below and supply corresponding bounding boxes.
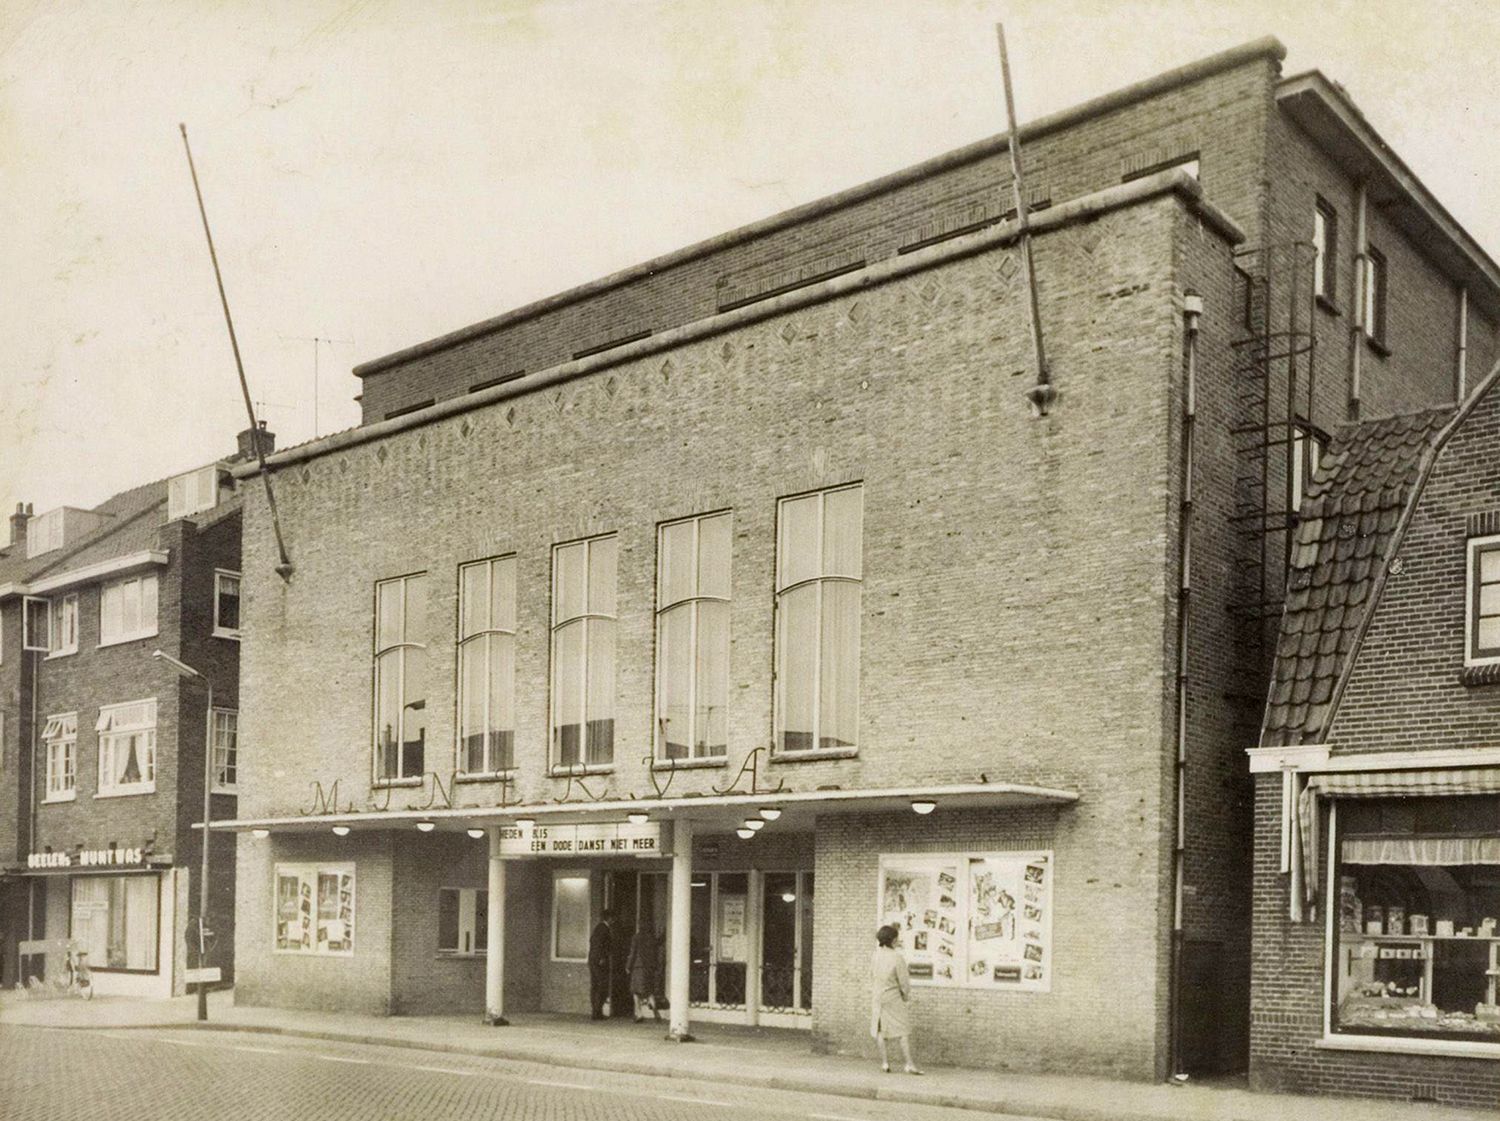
[1261,361,1500,748]
[1261,408,1454,746]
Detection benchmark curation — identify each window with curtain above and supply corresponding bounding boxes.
[373,573,428,781]
[1331,795,1500,1042]
[551,536,616,768]
[212,708,238,790]
[96,699,156,795]
[437,887,489,955]
[274,863,355,954]
[656,512,731,760]
[72,875,158,971]
[49,593,78,656]
[43,712,77,801]
[1313,198,1338,301]
[774,485,862,754]
[99,574,158,645]
[214,571,241,638]
[457,556,516,775]
[1467,536,1500,666]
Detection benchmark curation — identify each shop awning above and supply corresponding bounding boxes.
[1292,766,1500,920]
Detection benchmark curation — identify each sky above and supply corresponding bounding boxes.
[3,0,1499,529]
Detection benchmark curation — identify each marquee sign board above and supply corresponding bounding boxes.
[28,846,146,870]
[496,820,668,858]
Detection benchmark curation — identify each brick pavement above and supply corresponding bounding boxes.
[1,990,1493,1121]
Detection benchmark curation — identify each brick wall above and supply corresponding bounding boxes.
[237,191,1206,1072]
[355,52,1278,423]
[1329,380,1500,752]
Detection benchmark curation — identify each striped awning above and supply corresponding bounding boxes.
[1291,766,1500,921]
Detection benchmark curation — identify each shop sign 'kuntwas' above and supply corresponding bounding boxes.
[27,847,147,870]
[497,820,669,857]
[879,851,1054,992]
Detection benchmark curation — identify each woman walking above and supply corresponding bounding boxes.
[870,924,922,1074]
[626,919,661,1023]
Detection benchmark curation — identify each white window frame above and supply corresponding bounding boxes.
[551,871,592,963]
[1290,423,1326,512]
[773,484,863,757]
[213,570,241,640]
[26,509,64,558]
[550,535,617,772]
[47,593,79,658]
[98,573,159,647]
[456,555,517,777]
[655,512,732,762]
[1465,534,1500,668]
[1360,246,1388,346]
[372,572,428,784]
[211,707,238,793]
[436,886,488,957]
[273,862,356,956]
[167,464,220,521]
[95,698,157,797]
[22,596,52,652]
[42,712,77,803]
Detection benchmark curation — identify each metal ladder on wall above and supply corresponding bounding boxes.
[1228,241,1318,682]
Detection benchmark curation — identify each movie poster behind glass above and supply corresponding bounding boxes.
[879,857,961,983]
[878,851,1052,992]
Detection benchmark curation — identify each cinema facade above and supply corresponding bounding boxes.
[224,38,1500,1080]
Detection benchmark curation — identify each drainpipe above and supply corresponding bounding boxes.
[1349,183,1368,420]
[1168,293,1202,1080]
[1457,286,1469,401]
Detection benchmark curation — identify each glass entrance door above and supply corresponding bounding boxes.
[761,871,814,1023]
[690,871,748,1012]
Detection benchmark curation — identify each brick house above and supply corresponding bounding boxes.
[1249,363,1500,1107]
[222,38,1499,1080]
[0,427,268,997]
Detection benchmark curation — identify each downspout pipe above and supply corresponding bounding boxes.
[1168,293,1202,1080]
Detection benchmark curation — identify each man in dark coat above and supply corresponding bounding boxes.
[588,910,615,1020]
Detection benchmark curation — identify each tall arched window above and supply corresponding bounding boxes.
[774,485,862,755]
[458,556,516,774]
[374,572,427,781]
[656,512,731,760]
[551,535,616,768]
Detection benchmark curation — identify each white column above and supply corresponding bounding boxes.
[746,868,763,1027]
[485,827,508,1025]
[668,817,694,1041]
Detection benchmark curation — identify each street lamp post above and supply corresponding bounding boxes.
[153,650,213,1023]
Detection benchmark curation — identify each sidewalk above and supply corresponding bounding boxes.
[1,990,1492,1121]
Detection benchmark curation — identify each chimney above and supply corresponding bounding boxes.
[8,502,31,551]
[236,421,275,462]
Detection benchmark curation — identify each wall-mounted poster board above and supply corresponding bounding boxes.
[878,851,1053,992]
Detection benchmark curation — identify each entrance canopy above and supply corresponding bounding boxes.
[203,780,1078,838]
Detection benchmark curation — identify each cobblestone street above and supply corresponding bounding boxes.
[0,1025,1051,1121]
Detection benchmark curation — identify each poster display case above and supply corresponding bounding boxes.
[878,851,1053,992]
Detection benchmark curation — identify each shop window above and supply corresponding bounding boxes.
[212,708,238,791]
[655,512,731,761]
[1332,796,1500,1042]
[552,873,591,962]
[49,594,78,657]
[1467,536,1500,666]
[551,536,616,769]
[213,571,241,639]
[275,863,355,954]
[72,875,158,972]
[774,484,862,754]
[437,887,488,956]
[878,851,1054,991]
[1313,198,1338,302]
[457,556,516,775]
[42,712,77,802]
[373,572,428,782]
[96,699,156,796]
[99,573,158,646]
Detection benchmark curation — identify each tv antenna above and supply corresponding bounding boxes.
[280,334,354,438]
